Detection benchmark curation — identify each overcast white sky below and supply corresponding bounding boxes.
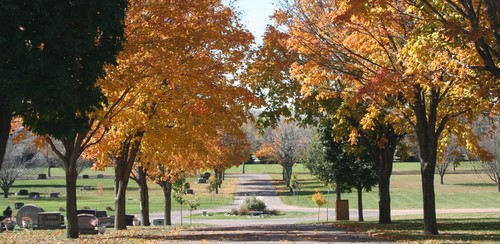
[234,0,279,43]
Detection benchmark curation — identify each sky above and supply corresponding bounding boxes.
[233,0,279,43]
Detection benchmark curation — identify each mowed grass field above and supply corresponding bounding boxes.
[0,168,236,215]
[228,162,500,243]
[227,162,500,210]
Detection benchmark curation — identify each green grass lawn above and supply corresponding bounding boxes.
[227,163,500,210]
[1,168,236,215]
[334,212,500,243]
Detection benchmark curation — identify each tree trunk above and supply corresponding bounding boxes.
[335,183,341,201]
[137,167,150,226]
[215,170,219,194]
[421,158,438,234]
[114,172,129,230]
[414,87,440,235]
[0,104,12,171]
[357,186,364,222]
[3,189,8,198]
[440,173,444,185]
[284,164,293,187]
[65,167,79,238]
[113,133,143,230]
[162,182,172,225]
[370,137,396,224]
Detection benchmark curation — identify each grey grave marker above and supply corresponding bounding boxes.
[16,205,43,228]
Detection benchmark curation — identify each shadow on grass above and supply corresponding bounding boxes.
[335,218,500,242]
[157,224,380,243]
[454,183,496,187]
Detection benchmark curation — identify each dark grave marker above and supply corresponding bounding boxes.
[28,192,40,199]
[187,189,194,194]
[77,214,98,234]
[81,186,93,191]
[97,174,104,179]
[125,215,134,226]
[38,212,64,229]
[50,193,60,198]
[37,174,47,179]
[95,210,107,218]
[197,178,207,184]
[98,217,114,227]
[17,189,28,196]
[14,202,24,210]
[82,174,89,179]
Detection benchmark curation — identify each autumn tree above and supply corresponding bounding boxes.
[256,119,312,188]
[245,13,404,225]
[416,0,500,79]
[88,0,254,230]
[278,0,496,235]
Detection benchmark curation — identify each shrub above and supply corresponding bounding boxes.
[229,208,239,216]
[240,196,266,212]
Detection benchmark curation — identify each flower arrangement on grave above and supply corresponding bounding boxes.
[2,217,16,230]
[21,216,32,229]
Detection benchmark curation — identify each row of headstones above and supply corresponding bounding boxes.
[1,205,133,235]
[37,174,105,179]
[0,205,65,231]
[15,190,60,200]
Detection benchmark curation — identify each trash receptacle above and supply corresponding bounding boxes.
[335,199,349,220]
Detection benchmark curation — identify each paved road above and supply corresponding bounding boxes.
[151,173,391,243]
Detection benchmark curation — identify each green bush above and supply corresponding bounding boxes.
[240,196,267,212]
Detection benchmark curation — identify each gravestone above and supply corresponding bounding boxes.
[95,210,107,218]
[125,215,134,226]
[77,209,97,216]
[187,189,194,194]
[197,178,207,184]
[17,189,28,196]
[37,174,47,179]
[14,202,24,210]
[16,205,43,228]
[50,193,60,198]
[82,174,89,179]
[77,214,98,234]
[37,212,64,229]
[97,174,104,179]
[202,172,211,180]
[28,192,40,199]
[98,217,114,228]
[81,186,93,191]
[152,219,164,226]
